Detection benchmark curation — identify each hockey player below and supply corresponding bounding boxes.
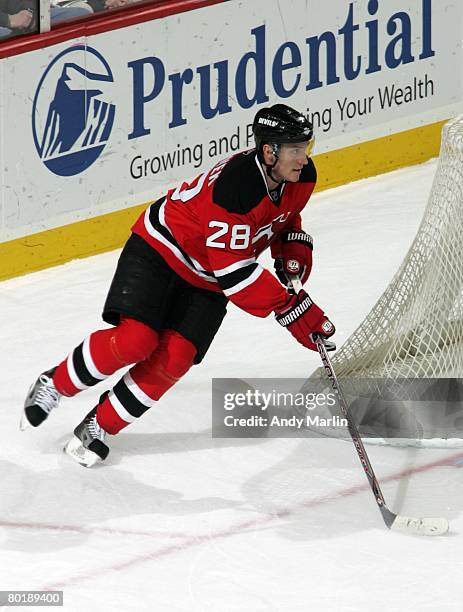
[21,103,335,467]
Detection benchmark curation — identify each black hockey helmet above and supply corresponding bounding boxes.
[253,104,313,153]
[253,104,314,182]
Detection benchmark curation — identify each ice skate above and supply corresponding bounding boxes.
[64,407,109,467]
[20,368,61,430]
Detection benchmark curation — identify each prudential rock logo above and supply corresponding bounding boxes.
[32,45,115,177]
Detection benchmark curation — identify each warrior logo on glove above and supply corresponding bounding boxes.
[272,230,314,291]
[275,290,335,351]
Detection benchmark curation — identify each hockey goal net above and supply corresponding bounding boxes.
[311,115,463,446]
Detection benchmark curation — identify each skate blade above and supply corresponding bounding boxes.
[20,384,34,431]
[64,435,101,468]
[19,411,31,431]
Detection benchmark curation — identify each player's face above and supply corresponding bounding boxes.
[273,142,311,182]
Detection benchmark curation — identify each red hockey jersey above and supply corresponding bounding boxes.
[132,150,317,317]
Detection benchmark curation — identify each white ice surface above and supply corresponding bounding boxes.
[1,159,463,612]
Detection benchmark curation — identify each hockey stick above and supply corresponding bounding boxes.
[290,276,449,535]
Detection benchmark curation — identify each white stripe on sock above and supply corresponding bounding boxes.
[107,391,137,424]
[124,371,157,408]
[83,336,106,380]
[66,353,89,391]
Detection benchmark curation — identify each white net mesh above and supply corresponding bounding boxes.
[330,116,463,380]
[310,116,463,446]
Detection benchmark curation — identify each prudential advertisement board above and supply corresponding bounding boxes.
[2,0,462,242]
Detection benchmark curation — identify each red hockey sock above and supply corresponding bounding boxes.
[96,394,130,435]
[53,318,159,397]
[132,330,197,400]
[96,330,197,434]
[53,360,81,397]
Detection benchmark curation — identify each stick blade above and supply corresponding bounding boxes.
[391,515,449,536]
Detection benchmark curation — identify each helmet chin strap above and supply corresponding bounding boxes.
[264,161,284,185]
[263,144,285,185]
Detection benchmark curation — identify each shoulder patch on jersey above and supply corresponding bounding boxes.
[212,152,268,214]
[299,158,317,183]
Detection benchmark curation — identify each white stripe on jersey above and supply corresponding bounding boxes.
[213,258,256,277]
[159,200,210,274]
[222,266,264,297]
[144,207,218,284]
